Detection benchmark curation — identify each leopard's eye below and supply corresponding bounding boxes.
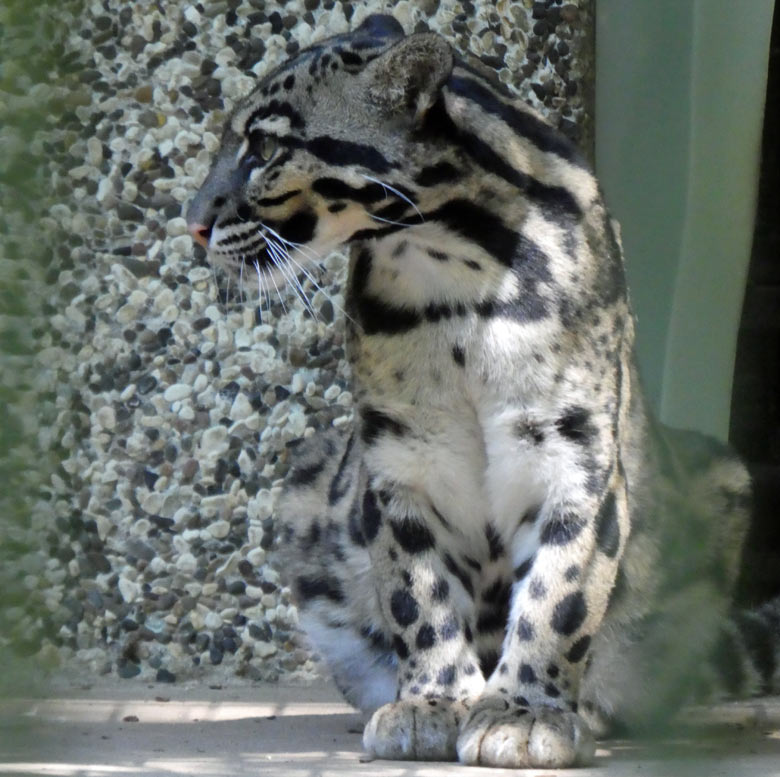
[260,135,278,162]
[245,132,279,165]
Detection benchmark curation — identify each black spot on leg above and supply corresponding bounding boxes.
[437,665,456,686]
[556,407,596,444]
[540,512,586,545]
[432,578,449,602]
[440,617,459,640]
[518,664,537,683]
[390,589,419,626]
[529,578,547,599]
[393,635,410,659]
[547,664,560,678]
[564,564,580,582]
[328,202,347,213]
[516,616,535,641]
[427,248,449,261]
[390,518,436,554]
[551,592,587,636]
[361,488,382,542]
[566,635,591,663]
[544,683,561,698]
[595,491,620,558]
[416,624,437,649]
[452,344,466,367]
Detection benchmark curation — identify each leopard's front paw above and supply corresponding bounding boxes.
[457,695,595,768]
[363,699,467,762]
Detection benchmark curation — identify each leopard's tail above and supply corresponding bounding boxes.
[708,597,780,699]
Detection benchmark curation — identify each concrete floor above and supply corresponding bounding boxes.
[1,680,780,776]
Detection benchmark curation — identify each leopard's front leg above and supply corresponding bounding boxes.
[359,482,486,762]
[458,459,628,768]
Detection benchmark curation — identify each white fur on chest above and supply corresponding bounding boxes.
[355,237,581,551]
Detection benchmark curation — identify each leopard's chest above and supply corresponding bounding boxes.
[351,318,565,547]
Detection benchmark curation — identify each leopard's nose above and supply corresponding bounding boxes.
[188,221,212,248]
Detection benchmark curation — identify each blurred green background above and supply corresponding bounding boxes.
[0,0,87,694]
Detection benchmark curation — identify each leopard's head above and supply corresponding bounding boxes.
[186,15,454,293]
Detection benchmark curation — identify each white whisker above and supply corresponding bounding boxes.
[253,261,264,323]
[264,236,317,319]
[370,214,415,227]
[278,255,318,320]
[252,224,356,326]
[224,265,232,304]
[239,255,247,305]
[266,257,288,314]
[361,173,424,222]
[263,268,272,313]
[260,223,323,265]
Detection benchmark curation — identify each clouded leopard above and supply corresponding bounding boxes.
[187,14,779,769]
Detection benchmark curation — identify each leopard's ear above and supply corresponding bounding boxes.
[361,33,453,125]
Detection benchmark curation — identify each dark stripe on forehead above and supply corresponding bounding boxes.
[244,100,305,133]
[449,71,588,169]
[305,136,397,174]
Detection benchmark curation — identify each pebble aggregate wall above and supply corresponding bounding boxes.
[1,0,593,686]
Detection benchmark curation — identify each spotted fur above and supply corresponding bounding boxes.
[188,15,779,769]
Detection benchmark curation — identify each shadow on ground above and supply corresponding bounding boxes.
[1,681,779,776]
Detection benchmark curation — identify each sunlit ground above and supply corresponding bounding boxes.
[1,682,780,777]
